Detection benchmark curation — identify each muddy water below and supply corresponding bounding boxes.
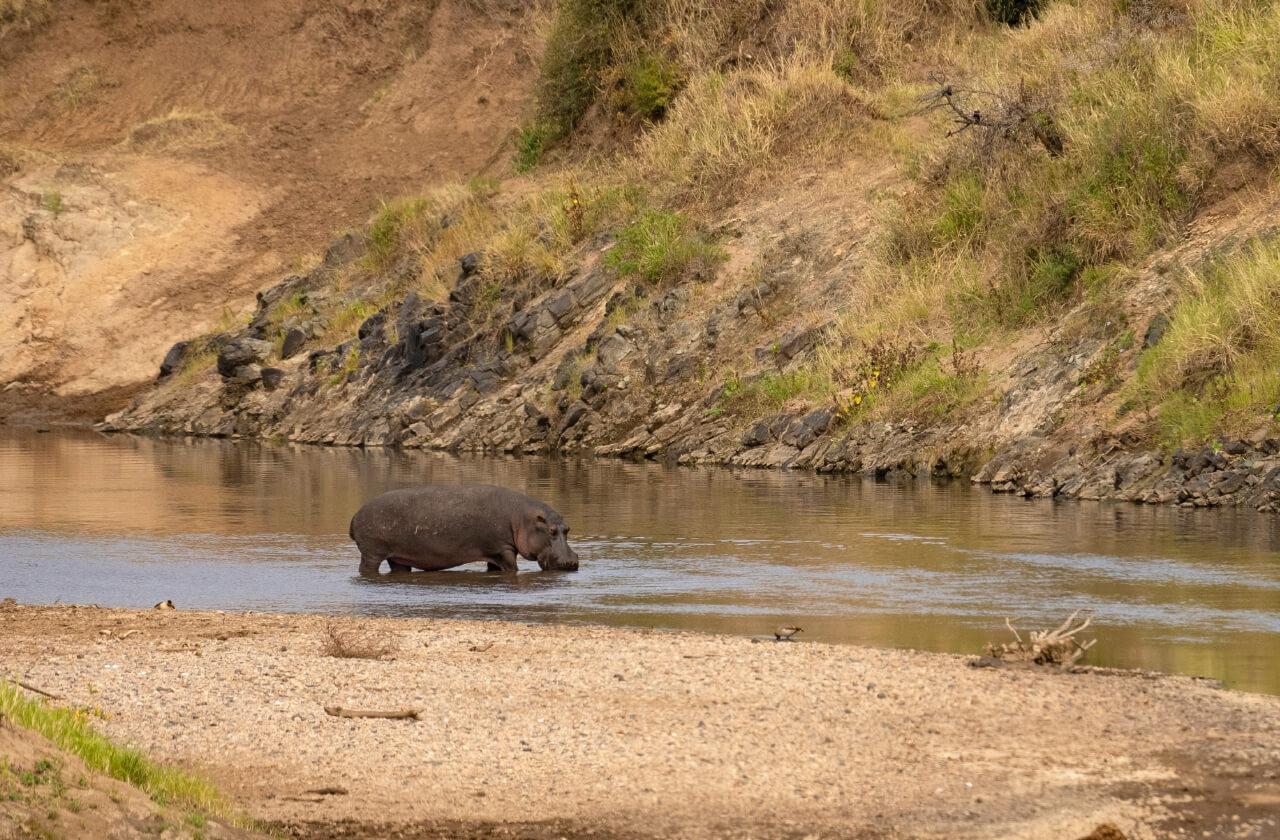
[2,428,1279,692]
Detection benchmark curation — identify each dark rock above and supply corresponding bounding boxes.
[1143,312,1171,349]
[358,311,386,341]
[560,400,590,431]
[546,290,577,322]
[228,364,263,387]
[217,337,273,378]
[780,409,833,449]
[776,323,831,362]
[551,355,580,391]
[663,354,697,384]
[158,341,190,379]
[280,327,307,360]
[459,252,482,278]
[1222,439,1250,456]
[741,422,772,447]
[260,367,285,390]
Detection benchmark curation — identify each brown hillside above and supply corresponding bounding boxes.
[0,0,543,420]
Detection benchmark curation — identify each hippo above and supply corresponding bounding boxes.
[348,485,580,575]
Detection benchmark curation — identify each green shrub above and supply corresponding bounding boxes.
[619,51,681,120]
[534,0,636,142]
[604,209,725,285]
[365,197,430,268]
[985,0,1045,26]
[514,122,556,173]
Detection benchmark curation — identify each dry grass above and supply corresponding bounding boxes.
[635,58,873,197]
[0,0,50,36]
[123,110,242,153]
[320,622,398,660]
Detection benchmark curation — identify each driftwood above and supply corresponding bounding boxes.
[984,610,1097,669]
[323,705,420,721]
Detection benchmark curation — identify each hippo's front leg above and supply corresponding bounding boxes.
[486,547,519,574]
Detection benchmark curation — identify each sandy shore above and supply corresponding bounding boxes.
[2,603,1278,839]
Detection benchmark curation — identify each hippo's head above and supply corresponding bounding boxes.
[521,509,580,571]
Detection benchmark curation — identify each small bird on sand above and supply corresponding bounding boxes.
[153,599,175,610]
[774,625,803,641]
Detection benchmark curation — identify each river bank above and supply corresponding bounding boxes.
[3,603,1278,839]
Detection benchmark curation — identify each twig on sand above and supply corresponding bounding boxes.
[323,705,420,721]
[8,678,62,700]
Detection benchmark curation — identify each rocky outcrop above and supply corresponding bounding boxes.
[102,230,1280,515]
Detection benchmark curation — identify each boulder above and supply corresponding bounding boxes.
[158,340,190,378]
[459,251,482,278]
[216,337,273,378]
[596,334,635,368]
[260,367,285,390]
[280,327,307,360]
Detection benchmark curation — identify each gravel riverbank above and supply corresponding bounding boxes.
[2,603,1278,839]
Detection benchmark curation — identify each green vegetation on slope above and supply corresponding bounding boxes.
[1135,238,1280,447]
[0,681,239,825]
[249,0,1280,453]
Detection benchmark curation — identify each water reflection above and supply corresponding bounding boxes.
[1,428,1278,693]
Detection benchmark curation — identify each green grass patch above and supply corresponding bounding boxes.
[0,681,235,823]
[604,209,724,285]
[514,122,557,173]
[329,345,361,385]
[1134,237,1280,446]
[721,368,833,415]
[40,190,63,215]
[322,300,377,343]
[365,197,431,269]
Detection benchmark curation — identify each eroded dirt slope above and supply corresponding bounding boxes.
[0,0,542,420]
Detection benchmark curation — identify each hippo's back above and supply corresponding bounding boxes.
[349,484,531,547]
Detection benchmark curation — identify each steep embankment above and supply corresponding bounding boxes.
[0,0,542,420]
[37,0,1280,511]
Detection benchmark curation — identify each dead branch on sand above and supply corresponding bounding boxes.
[984,610,1097,669]
[324,706,420,721]
[6,678,62,700]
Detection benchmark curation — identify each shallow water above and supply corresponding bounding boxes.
[2,428,1278,693]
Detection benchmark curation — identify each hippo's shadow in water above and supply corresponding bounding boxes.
[355,566,575,590]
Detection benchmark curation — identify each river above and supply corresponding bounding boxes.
[2,427,1278,693]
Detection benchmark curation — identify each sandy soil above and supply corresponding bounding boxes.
[1,604,1278,839]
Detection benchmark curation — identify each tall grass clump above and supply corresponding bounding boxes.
[1134,238,1280,446]
[637,59,870,196]
[0,681,233,821]
[604,208,724,285]
[886,0,1280,332]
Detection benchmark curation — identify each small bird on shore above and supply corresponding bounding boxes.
[774,625,802,641]
[153,599,175,610]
